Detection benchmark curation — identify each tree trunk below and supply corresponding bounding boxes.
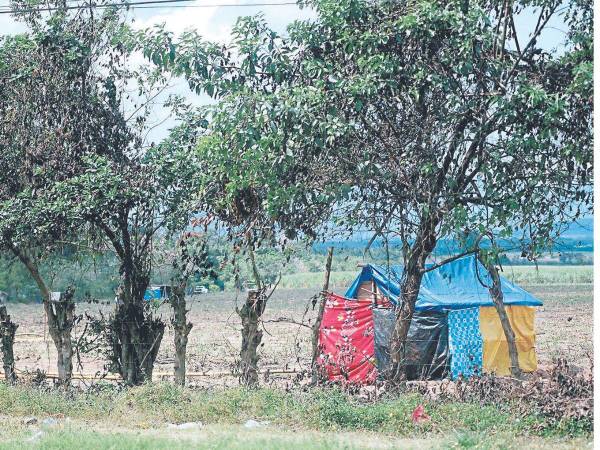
[10,246,76,385]
[311,247,334,383]
[481,259,521,378]
[238,289,265,386]
[389,265,424,381]
[100,248,165,385]
[0,305,18,384]
[388,215,438,382]
[111,299,165,385]
[171,283,192,386]
[45,287,75,385]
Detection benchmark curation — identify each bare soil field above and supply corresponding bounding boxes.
[5,283,592,385]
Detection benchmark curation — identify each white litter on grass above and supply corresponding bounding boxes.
[167,421,203,430]
[244,419,269,429]
[41,418,58,427]
[26,430,44,442]
[244,419,261,428]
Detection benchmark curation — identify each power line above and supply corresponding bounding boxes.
[132,2,296,8]
[0,0,280,5]
[0,0,292,9]
[0,0,298,14]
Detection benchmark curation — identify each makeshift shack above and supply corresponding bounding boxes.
[317,255,542,382]
[143,285,172,302]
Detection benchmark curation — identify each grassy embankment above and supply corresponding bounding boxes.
[0,382,592,449]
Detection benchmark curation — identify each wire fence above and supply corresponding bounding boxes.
[1,279,592,388]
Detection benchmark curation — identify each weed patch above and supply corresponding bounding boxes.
[0,382,591,440]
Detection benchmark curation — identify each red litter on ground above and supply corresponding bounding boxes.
[412,404,431,425]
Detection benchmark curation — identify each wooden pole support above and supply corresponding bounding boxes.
[311,247,334,383]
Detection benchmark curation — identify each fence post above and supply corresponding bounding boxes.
[311,247,334,383]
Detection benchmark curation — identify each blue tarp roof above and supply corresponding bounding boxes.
[344,254,543,310]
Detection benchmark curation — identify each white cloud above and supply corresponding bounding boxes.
[0,1,314,40]
[127,1,315,41]
[0,14,27,36]
[129,2,228,42]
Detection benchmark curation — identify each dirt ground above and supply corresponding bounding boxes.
[5,283,593,386]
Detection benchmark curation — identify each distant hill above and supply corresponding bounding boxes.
[560,217,593,242]
[313,218,594,255]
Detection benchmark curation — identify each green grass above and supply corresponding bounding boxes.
[278,266,593,289]
[278,271,358,289]
[1,430,193,450]
[0,383,592,449]
[0,426,378,450]
[499,265,593,285]
[0,383,590,438]
[0,425,591,450]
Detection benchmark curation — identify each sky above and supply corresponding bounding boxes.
[0,1,315,39]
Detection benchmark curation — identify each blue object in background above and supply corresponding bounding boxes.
[143,285,171,302]
[447,307,483,379]
[143,288,161,301]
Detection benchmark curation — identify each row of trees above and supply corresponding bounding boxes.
[0,5,208,384]
[0,0,593,386]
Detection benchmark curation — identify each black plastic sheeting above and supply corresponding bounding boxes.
[373,308,450,380]
[373,308,395,377]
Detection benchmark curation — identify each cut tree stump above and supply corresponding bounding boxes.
[0,305,18,384]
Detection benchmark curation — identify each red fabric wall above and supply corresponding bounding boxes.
[317,293,377,383]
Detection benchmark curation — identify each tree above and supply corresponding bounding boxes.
[454,232,524,378]
[142,0,592,382]
[140,15,357,385]
[311,246,333,383]
[168,236,200,386]
[0,10,128,384]
[0,2,207,385]
[142,106,221,386]
[58,136,179,385]
[477,245,522,377]
[299,0,592,380]
[154,232,217,386]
